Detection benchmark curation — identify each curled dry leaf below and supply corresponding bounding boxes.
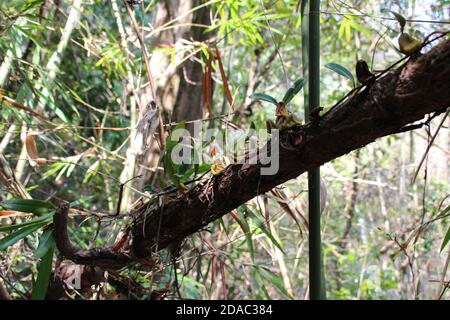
[214,47,233,109]
[202,51,213,115]
[25,134,47,167]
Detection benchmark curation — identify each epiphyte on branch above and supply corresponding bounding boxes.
[250,78,305,131]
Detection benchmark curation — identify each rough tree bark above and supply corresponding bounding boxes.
[54,38,450,268]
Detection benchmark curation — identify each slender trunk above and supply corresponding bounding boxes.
[112,0,138,213]
[172,0,211,127]
[302,0,325,300]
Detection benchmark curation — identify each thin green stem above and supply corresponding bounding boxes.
[303,0,326,300]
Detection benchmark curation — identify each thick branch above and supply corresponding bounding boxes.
[53,203,132,269]
[126,38,450,261]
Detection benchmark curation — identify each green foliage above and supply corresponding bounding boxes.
[439,204,450,252]
[0,199,55,216]
[325,63,355,87]
[34,229,54,258]
[282,78,305,104]
[236,208,254,262]
[250,78,304,106]
[0,223,45,251]
[254,266,293,299]
[391,11,406,33]
[441,226,450,252]
[249,93,278,105]
[163,122,196,187]
[31,234,55,300]
[0,214,53,233]
[245,206,285,254]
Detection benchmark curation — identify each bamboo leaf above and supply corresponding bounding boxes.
[249,93,278,105]
[83,160,101,183]
[254,266,293,299]
[441,226,450,252]
[31,240,55,300]
[0,223,45,250]
[0,199,55,216]
[34,229,54,258]
[0,210,30,218]
[235,208,255,262]
[246,207,285,254]
[0,214,53,233]
[436,204,450,219]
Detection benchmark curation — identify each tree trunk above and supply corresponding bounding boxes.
[172,0,211,129]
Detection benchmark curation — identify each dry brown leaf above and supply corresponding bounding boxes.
[25,134,47,167]
[0,210,30,218]
[214,47,233,109]
[202,49,213,115]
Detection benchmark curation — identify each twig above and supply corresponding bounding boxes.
[115,175,142,215]
[0,93,50,123]
[123,1,165,149]
[389,234,417,299]
[411,108,449,184]
[436,249,450,299]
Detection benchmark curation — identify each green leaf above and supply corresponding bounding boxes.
[245,207,285,254]
[0,214,53,233]
[282,78,305,104]
[34,229,54,258]
[254,266,293,299]
[83,160,101,183]
[293,78,305,91]
[1,199,55,215]
[325,62,355,86]
[440,226,450,252]
[436,204,450,219]
[31,241,55,300]
[0,223,45,250]
[349,20,372,38]
[249,93,278,106]
[236,208,255,262]
[22,0,46,12]
[391,11,406,33]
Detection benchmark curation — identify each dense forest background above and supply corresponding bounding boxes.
[0,0,449,300]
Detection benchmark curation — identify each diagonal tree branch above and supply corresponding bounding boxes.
[54,38,450,269]
[127,38,450,260]
[53,203,132,269]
